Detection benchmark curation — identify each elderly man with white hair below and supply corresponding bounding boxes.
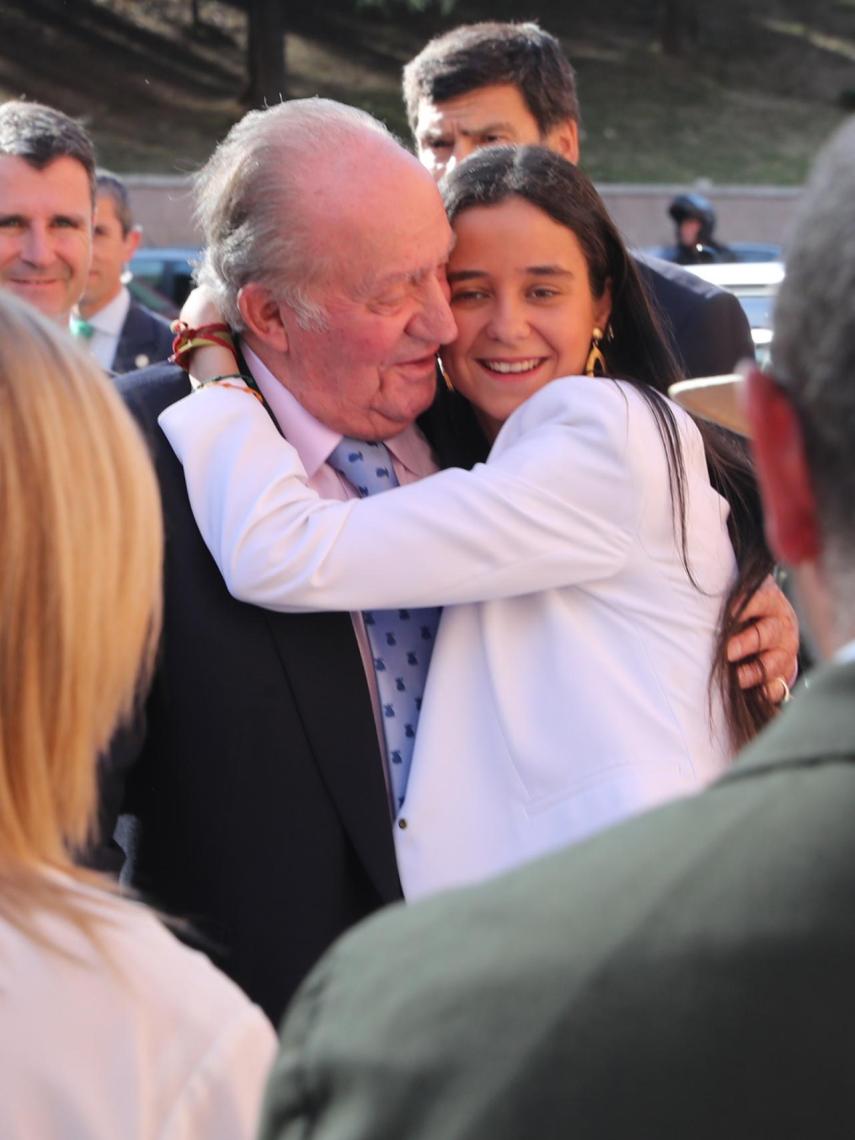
[102,99,455,1025]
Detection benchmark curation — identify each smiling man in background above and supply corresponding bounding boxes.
[0,100,94,325]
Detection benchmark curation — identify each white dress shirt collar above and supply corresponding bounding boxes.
[834,638,855,665]
[73,285,131,371]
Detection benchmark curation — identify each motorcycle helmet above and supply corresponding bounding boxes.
[669,192,717,243]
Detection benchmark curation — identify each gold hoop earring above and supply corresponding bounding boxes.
[584,326,607,377]
[437,355,455,391]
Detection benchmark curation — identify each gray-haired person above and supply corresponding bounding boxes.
[99,98,456,1024]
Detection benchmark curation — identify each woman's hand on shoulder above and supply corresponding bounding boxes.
[177,287,241,387]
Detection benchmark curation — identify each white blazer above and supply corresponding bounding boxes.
[161,376,736,900]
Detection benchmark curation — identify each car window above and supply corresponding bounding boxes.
[129,249,199,309]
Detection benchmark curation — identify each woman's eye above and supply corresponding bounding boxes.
[450,289,488,303]
[529,287,560,300]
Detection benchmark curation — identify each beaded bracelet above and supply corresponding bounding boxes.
[193,373,264,403]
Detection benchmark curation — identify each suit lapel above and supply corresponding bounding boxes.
[263,607,403,903]
[113,303,147,373]
[114,302,173,373]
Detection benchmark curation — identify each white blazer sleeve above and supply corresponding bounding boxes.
[159,380,639,612]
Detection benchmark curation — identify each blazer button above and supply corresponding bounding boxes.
[397,818,408,830]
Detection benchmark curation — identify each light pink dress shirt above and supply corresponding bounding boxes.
[244,344,439,808]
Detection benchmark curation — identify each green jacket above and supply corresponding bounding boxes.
[259,660,855,1139]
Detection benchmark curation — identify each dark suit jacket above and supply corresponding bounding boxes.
[103,365,402,1024]
[260,660,855,1139]
[634,252,754,378]
[111,300,174,374]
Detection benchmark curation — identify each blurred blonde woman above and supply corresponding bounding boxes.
[0,293,275,1139]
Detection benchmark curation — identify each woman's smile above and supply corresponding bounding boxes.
[476,356,549,376]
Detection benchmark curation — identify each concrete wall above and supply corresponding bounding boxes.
[599,183,802,251]
[125,174,803,254]
[126,175,200,249]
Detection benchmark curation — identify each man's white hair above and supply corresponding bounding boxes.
[194,98,394,331]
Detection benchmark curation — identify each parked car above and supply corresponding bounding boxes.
[128,247,200,318]
[682,260,784,366]
[643,240,783,265]
[714,240,782,264]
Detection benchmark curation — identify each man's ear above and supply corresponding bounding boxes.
[238,282,289,353]
[123,225,143,263]
[544,118,580,165]
[746,366,820,565]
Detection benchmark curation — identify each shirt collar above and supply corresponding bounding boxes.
[81,285,130,337]
[242,343,437,479]
[385,420,438,479]
[834,638,855,666]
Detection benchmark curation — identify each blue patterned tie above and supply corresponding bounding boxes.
[327,437,440,813]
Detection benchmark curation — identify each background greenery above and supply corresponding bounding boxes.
[1,0,853,183]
